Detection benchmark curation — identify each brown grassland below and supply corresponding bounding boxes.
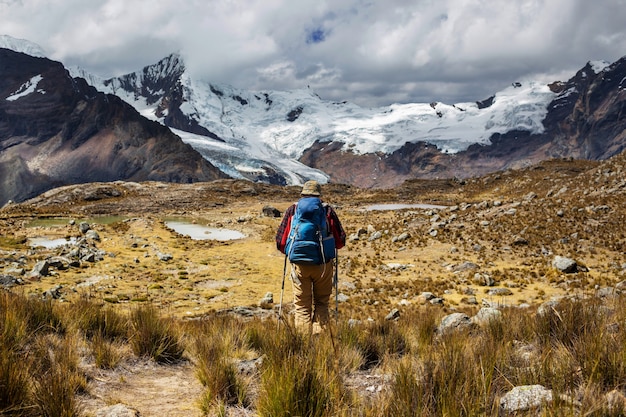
[2,154,626,416]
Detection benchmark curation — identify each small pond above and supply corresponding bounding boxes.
[164,221,246,241]
[364,203,448,211]
[28,237,78,249]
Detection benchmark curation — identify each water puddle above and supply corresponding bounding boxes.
[364,203,448,211]
[28,237,78,249]
[165,221,246,241]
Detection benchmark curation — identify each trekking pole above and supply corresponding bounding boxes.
[334,250,339,326]
[277,254,287,330]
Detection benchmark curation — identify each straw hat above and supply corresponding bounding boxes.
[301,180,322,196]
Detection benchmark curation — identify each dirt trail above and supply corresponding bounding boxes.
[81,359,204,417]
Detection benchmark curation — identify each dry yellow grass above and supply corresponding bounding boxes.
[1,154,625,322]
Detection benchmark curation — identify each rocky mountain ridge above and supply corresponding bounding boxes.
[0,48,226,206]
[86,51,626,188]
[1,33,625,203]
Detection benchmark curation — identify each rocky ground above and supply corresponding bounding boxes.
[2,154,626,415]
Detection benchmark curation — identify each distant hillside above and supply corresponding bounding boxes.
[0,48,226,206]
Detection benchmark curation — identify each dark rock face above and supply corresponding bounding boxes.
[104,54,223,140]
[0,48,227,205]
[302,57,626,188]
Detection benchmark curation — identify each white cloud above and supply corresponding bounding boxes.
[1,0,625,107]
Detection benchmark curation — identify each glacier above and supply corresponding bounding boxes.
[74,53,559,185]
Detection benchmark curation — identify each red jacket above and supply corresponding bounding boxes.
[276,201,346,254]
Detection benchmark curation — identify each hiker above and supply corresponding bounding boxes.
[276,180,346,332]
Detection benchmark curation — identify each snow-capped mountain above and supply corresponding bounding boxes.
[0,35,47,58]
[73,53,577,187]
[3,34,626,190]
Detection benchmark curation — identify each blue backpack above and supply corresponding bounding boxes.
[285,197,336,264]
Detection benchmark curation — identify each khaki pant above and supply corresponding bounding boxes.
[290,261,334,332]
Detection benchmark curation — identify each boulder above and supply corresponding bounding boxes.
[472,307,502,326]
[262,206,281,217]
[437,312,474,335]
[29,260,50,278]
[499,385,553,415]
[552,256,578,273]
[385,308,400,321]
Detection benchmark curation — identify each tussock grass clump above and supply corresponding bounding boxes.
[256,322,349,417]
[0,339,31,416]
[31,334,86,417]
[339,318,408,369]
[0,292,64,338]
[90,330,124,369]
[129,304,184,364]
[189,315,251,413]
[65,295,127,342]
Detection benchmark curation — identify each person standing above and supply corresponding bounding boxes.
[276,180,346,332]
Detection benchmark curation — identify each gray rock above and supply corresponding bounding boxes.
[95,404,141,417]
[472,307,502,326]
[347,319,361,327]
[420,292,436,300]
[488,288,513,296]
[237,356,264,376]
[262,206,281,217]
[47,256,71,270]
[78,222,91,234]
[81,253,96,263]
[43,285,63,300]
[552,256,578,273]
[0,275,19,287]
[499,385,553,415]
[337,293,349,303]
[157,252,173,262]
[523,192,537,202]
[369,231,383,241]
[596,287,619,298]
[30,260,50,277]
[452,261,479,272]
[385,308,400,321]
[473,272,495,287]
[259,292,274,307]
[464,296,478,305]
[605,389,626,415]
[537,300,560,317]
[437,312,474,335]
[5,266,25,276]
[512,236,529,245]
[85,229,100,241]
[392,232,411,242]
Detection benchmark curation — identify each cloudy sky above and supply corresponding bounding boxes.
[1,0,625,107]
